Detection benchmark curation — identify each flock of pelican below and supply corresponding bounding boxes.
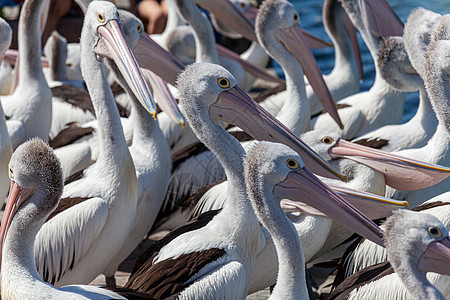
[0,0,448,299]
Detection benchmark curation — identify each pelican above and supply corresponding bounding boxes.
[243,142,385,299]
[352,36,438,152]
[49,9,184,179]
[333,192,450,294]
[261,0,363,117]
[0,139,132,299]
[33,1,158,287]
[385,36,450,207]
[159,0,343,217]
[0,18,13,201]
[311,0,407,139]
[124,63,383,298]
[329,209,450,299]
[2,0,52,149]
[100,46,173,287]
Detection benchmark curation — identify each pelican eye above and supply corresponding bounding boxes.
[137,24,143,33]
[239,2,247,9]
[217,77,230,88]
[293,13,299,24]
[97,13,106,23]
[286,159,299,169]
[321,136,334,144]
[9,166,13,179]
[428,226,443,238]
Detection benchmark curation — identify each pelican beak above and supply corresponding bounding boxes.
[360,0,404,39]
[133,33,185,86]
[197,0,257,42]
[210,86,347,181]
[216,44,284,84]
[343,11,363,80]
[274,167,384,246]
[328,186,408,219]
[0,182,36,267]
[97,20,157,117]
[302,30,334,49]
[142,69,185,126]
[3,50,18,66]
[280,185,408,220]
[328,139,450,190]
[418,237,450,276]
[3,50,49,68]
[275,24,343,129]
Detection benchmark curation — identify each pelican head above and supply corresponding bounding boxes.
[0,17,12,60]
[110,9,184,125]
[378,37,421,92]
[0,139,62,266]
[300,130,450,191]
[256,0,342,129]
[244,141,384,246]
[431,15,450,42]
[83,1,156,116]
[384,209,450,276]
[403,7,441,76]
[177,63,346,181]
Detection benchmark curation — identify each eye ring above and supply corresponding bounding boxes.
[9,166,13,179]
[286,158,300,169]
[217,77,230,88]
[293,13,299,24]
[428,226,443,238]
[137,24,143,33]
[97,13,106,23]
[321,136,334,144]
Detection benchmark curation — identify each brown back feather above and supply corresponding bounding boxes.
[49,122,94,149]
[329,261,394,300]
[45,197,91,222]
[126,248,226,298]
[131,209,221,275]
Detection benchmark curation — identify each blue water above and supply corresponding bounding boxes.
[276,0,450,123]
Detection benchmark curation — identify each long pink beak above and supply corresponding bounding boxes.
[198,0,257,42]
[97,20,157,117]
[360,0,404,39]
[210,86,347,181]
[4,49,49,68]
[280,185,408,221]
[142,69,185,126]
[329,139,450,190]
[274,167,384,246]
[133,33,185,87]
[276,24,343,129]
[0,182,35,268]
[418,237,450,276]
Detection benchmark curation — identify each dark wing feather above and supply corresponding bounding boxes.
[353,138,389,149]
[45,197,91,222]
[132,209,221,275]
[329,261,394,300]
[49,122,94,149]
[126,248,227,298]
